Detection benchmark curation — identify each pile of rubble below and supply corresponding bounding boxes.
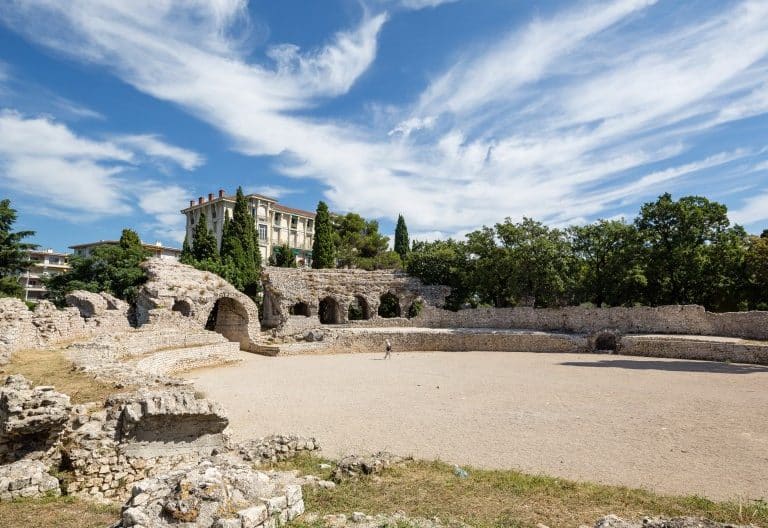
[115,459,305,528]
[331,451,410,481]
[239,434,319,465]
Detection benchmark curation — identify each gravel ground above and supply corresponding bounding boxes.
[183,351,768,501]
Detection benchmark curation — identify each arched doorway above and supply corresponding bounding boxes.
[378,292,401,318]
[319,297,342,324]
[290,302,311,317]
[205,297,250,346]
[172,299,192,317]
[347,295,372,321]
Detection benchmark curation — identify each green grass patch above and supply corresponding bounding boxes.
[0,494,120,528]
[272,454,768,528]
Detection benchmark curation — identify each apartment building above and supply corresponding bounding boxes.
[70,240,182,260]
[181,189,315,266]
[21,248,70,301]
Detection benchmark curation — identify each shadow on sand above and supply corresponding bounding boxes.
[559,358,768,374]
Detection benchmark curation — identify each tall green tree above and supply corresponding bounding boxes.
[191,212,219,263]
[746,233,768,309]
[394,214,410,260]
[0,199,36,298]
[332,212,392,269]
[494,218,576,307]
[180,234,193,265]
[46,229,149,304]
[407,239,472,310]
[635,193,733,306]
[312,201,336,269]
[569,219,646,307]
[219,187,262,296]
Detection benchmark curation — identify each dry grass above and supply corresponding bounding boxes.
[0,348,126,404]
[0,495,120,528]
[275,454,768,528]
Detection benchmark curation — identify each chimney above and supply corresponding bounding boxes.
[218,189,225,198]
[208,193,214,202]
[189,200,195,208]
[198,196,204,205]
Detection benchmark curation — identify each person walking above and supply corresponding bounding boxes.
[384,338,392,359]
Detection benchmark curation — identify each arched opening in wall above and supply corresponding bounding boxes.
[378,292,401,318]
[172,299,192,317]
[290,302,311,317]
[348,295,371,321]
[594,332,619,352]
[205,297,249,346]
[319,297,342,324]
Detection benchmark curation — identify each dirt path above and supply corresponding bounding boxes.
[183,351,768,500]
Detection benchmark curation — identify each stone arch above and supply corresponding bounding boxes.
[592,331,621,353]
[171,299,192,317]
[348,295,372,321]
[378,292,401,318]
[205,297,250,347]
[319,296,342,324]
[290,302,311,317]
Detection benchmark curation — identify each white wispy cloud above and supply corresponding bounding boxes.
[0,111,198,239]
[116,134,204,170]
[1,0,767,237]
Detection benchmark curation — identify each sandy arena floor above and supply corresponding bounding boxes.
[184,351,768,500]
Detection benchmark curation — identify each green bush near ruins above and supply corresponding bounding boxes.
[45,228,149,305]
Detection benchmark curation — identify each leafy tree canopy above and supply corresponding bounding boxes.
[46,229,149,304]
[0,199,36,298]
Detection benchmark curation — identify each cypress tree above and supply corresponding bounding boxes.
[191,212,219,262]
[119,228,142,250]
[220,187,262,296]
[180,234,193,264]
[312,201,336,268]
[394,214,410,260]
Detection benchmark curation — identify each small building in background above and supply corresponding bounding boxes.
[181,189,315,267]
[70,240,182,260]
[21,248,70,301]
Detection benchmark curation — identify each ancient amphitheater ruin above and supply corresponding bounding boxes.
[0,258,766,527]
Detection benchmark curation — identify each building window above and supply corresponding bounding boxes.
[291,216,298,228]
[307,219,313,230]
[259,224,267,240]
[274,212,281,225]
[252,207,257,217]
[212,207,217,219]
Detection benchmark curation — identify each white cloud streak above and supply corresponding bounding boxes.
[1,0,767,237]
[0,111,200,240]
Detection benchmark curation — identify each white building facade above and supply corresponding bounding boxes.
[70,241,182,260]
[21,248,70,301]
[181,189,315,266]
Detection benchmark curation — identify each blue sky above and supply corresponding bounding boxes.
[0,0,767,252]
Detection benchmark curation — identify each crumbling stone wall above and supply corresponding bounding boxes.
[62,388,230,500]
[135,259,262,352]
[0,293,131,365]
[261,267,450,330]
[0,375,71,466]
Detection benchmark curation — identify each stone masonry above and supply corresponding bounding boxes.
[135,259,262,352]
[261,267,450,330]
[0,374,71,466]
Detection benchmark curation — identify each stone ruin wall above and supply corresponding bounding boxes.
[136,259,262,352]
[370,304,768,341]
[0,292,132,365]
[261,266,450,331]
